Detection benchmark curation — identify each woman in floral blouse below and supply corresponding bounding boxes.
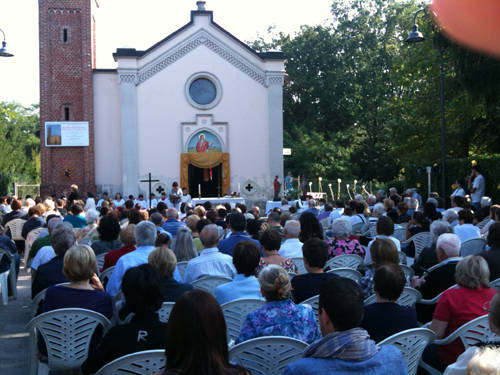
[237,265,320,344]
[327,217,365,259]
[257,230,297,273]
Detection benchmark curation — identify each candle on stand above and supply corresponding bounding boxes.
[308,181,312,193]
[337,178,341,199]
[198,184,201,198]
[238,183,241,193]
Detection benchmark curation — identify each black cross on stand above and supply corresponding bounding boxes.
[140,173,159,209]
[245,184,254,192]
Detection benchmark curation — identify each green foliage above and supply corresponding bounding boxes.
[0,102,40,194]
[252,0,499,197]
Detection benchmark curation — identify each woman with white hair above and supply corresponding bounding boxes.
[423,256,497,371]
[328,217,365,259]
[171,226,198,262]
[76,209,100,243]
[236,265,320,344]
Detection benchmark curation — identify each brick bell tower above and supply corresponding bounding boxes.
[39,0,95,196]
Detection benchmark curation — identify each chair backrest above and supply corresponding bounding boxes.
[460,238,486,257]
[95,253,106,271]
[379,328,436,375]
[94,349,166,375]
[301,294,319,316]
[327,267,362,283]
[177,261,188,280]
[24,226,46,265]
[31,282,70,317]
[398,251,408,265]
[291,257,306,274]
[400,264,415,280]
[191,275,232,295]
[351,222,363,235]
[490,278,500,289]
[418,284,459,305]
[368,222,378,238]
[221,298,266,343]
[158,302,176,323]
[6,218,26,241]
[477,216,491,230]
[364,287,422,307]
[229,336,309,375]
[324,254,363,270]
[26,308,111,370]
[406,232,432,260]
[436,315,498,349]
[393,227,407,242]
[99,266,115,285]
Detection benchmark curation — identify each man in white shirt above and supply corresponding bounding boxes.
[136,194,148,210]
[184,224,236,283]
[168,182,183,210]
[470,165,485,209]
[96,192,109,209]
[454,209,481,243]
[443,209,459,227]
[180,187,192,204]
[279,220,303,258]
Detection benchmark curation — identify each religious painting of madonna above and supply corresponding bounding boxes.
[187,131,222,153]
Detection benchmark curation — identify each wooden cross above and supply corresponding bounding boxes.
[140,173,160,209]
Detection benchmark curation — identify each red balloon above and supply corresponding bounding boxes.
[431,0,500,58]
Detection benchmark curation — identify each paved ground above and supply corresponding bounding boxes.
[0,266,32,374]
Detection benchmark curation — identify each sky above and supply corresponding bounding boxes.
[0,0,333,106]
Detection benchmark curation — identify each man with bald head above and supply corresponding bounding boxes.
[161,207,186,237]
[184,224,236,283]
[279,220,303,258]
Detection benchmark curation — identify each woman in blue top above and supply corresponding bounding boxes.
[237,265,320,344]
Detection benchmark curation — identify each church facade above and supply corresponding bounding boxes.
[39,0,285,202]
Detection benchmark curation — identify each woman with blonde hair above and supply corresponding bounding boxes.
[236,265,320,344]
[424,256,497,371]
[42,244,113,318]
[148,247,193,302]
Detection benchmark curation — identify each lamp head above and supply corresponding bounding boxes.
[406,24,425,43]
[0,41,13,57]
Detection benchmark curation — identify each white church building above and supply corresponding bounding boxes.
[92,2,285,201]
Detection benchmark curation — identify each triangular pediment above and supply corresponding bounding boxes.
[135,29,266,86]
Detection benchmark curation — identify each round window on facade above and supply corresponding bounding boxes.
[185,73,222,110]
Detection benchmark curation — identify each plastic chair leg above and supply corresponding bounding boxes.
[9,261,17,299]
[0,271,9,305]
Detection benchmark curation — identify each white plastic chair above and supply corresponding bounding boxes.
[0,249,16,304]
[460,238,486,257]
[476,216,491,230]
[417,284,458,306]
[301,294,320,325]
[364,287,422,307]
[351,222,364,235]
[398,251,408,265]
[221,298,266,343]
[96,253,106,271]
[327,267,362,283]
[324,254,363,270]
[24,227,45,266]
[400,264,415,279]
[177,261,188,280]
[291,257,306,274]
[158,301,176,323]
[229,336,309,375]
[393,227,407,242]
[379,328,436,375]
[420,315,499,375]
[402,232,432,260]
[191,275,232,295]
[94,349,166,375]
[99,265,115,285]
[26,308,111,375]
[490,278,500,289]
[6,218,27,241]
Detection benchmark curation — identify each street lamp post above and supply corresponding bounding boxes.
[0,28,14,57]
[406,10,447,206]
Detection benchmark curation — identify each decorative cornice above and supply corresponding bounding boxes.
[118,71,138,85]
[136,29,266,86]
[265,72,285,87]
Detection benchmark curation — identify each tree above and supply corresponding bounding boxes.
[0,102,40,191]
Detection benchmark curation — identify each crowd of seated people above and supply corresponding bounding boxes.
[0,178,497,375]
